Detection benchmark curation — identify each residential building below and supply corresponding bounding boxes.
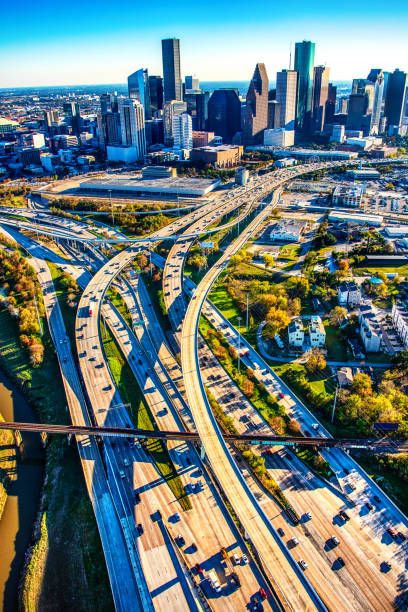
[118,98,146,160]
[172,112,193,150]
[263,128,294,147]
[276,69,297,131]
[161,38,182,102]
[337,281,361,307]
[148,76,164,114]
[189,144,243,168]
[288,318,304,347]
[311,66,330,132]
[359,308,382,352]
[269,219,306,242]
[128,69,152,119]
[207,89,241,143]
[294,40,315,132]
[309,316,326,347]
[163,100,187,146]
[332,185,363,208]
[384,69,407,132]
[392,301,408,348]
[243,63,269,145]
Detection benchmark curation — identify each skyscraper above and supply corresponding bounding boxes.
[385,69,407,131]
[128,69,152,119]
[118,98,146,160]
[100,92,118,114]
[185,75,200,91]
[172,112,193,150]
[243,63,269,145]
[161,38,182,102]
[311,66,330,133]
[184,90,209,130]
[367,69,384,134]
[207,89,241,143]
[148,76,164,115]
[294,40,315,132]
[346,93,368,130]
[276,69,297,131]
[325,83,337,125]
[163,100,187,146]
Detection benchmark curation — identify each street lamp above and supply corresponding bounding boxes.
[237,316,242,373]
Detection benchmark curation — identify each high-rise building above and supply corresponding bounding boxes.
[118,98,146,160]
[311,66,330,132]
[385,69,407,131]
[276,69,297,131]
[63,101,81,135]
[100,93,118,114]
[163,100,187,146]
[325,83,337,125]
[268,100,281,129]
[43,110,59,132]
[294,40,315,132]
[346,93,369,131]
[184,90,209,130]
[367,69,384,134]
[207,89,241,143]
[172,112,193,150]
[243,63,269,145]
[148,76,164,115]
[162,38,182,102]
[185,75,200,91]
[128,69,152,119]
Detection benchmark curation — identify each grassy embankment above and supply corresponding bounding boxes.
[0,412,17,520]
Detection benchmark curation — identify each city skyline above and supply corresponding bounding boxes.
[2,0,408,87]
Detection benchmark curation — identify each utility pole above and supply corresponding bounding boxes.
[331,382,342,423]
[237,316,241,373]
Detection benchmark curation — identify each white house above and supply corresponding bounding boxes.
[392,301,408,348]
[308,316,326,347]
[337,281,361,308]
[359,308,382,352]
[288,318,304,347]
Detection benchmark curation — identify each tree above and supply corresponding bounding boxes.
[264,307,291,336]
[392,350,408,377]
[351,372,373,397]
[305,348,327,373]
[286,276,310,299]
[329,306,347,327]
[263,253,275,269]
[187,253,207,270]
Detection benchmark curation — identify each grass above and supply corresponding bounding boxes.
[0,412,17,520]
[106,286,132,327]
[357,265,408,277]
[0,309,112,610]
[278,244,300,262]
[324,322,349,361]
[209,283,241,322]
[48,262,79,353]
[101,324,191,511]
[357,454,408,516]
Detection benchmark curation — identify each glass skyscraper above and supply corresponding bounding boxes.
[161,38,182,103]
[294,40,315,133]
[128,69,152,119]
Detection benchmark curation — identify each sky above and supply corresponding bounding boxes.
[1,0,408,87]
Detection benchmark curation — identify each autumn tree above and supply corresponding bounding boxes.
[305,348,327,373]
[329,306,347,327]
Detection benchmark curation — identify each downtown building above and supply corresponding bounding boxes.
[294,40,315,133]
[243,63,269,145]
[163,100,187,146]
[311,65,330,133]
[111,98,146,162]
[384,69,407,134]
[128,68,152,119]
[162,38,183,102]
[172,112,193,150]
[207,89,241,143]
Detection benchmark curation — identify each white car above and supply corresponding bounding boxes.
[299,559,308,570]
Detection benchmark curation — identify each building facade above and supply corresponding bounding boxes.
[172,112,193,150]
[163,100,187,146]
[309,316,326,347]
[276,69,297,131]
[161,38,182,102]
[243,63,269,145]
[207,89,241,143]
[288,318,304,347]
[118,98,146,160]
[128,69,152,119]
[294,40,315,132]
[311,65,330,132]
[385,69,407,132]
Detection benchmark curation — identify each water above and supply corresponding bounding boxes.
[0,371,44,612]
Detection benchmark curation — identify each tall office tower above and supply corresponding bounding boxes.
[184,90,209,130]
[63,101,81,135]
[163,100,187,146]
[128,69,152,119]
[43,110,59,132]
[352,79,375,114]
[97,112,121,148]
[148,76,164,115]
[385,69,408,132]
[100,93,118,114]
[367,69,384,134]
[118,98,146,160]
[294,40,315,132]
[207,89,241,143]
[185,75,200,91]
[346,93,368,130]
[325,83,337,125]
[243,63,269,145]
[276,69,298,131]
[162,38,182,102]
[172,112,193,150]
[268,100,281,128]
[311,66,330,133]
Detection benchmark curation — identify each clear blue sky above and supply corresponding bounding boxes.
[2,0,407,87]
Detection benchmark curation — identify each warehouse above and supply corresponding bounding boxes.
[328,211,383,226]
[79,176,220,197]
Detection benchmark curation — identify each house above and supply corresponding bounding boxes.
[338,281,361,308]
[337,367,354,387]
[308,316,326,347]
[391,300,408,349]
[288,318,304,347]
[359,306,382,352]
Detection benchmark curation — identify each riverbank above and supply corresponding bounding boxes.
[0,412,17,521]
[0,307,113,610]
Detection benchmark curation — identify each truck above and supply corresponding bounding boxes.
[207,570,221,592]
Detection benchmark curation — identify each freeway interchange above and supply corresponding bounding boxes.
[1,158,408,612]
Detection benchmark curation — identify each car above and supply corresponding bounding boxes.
[304,512,312,521]
[119,470,125,479]
[397,531,407,542]
[366,502,374,511]
[290,537,299,546]
[123,458,130,467]
[194,563,204,575]
[233,553,240,565]
[336,556,345,568]
[339,510,350,522]
[278,392,285,399]
[176,534,185,546]
[331,535,340,546]
[298,559,308,570]
[134,492,141,503]
[386,527,397,539]
[259,587,268,600]
[373,495,381,504]
[277,527,285,537]
[241,554,248,564]
[137,523,144,535]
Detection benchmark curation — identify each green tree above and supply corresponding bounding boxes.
[329,306,347,327]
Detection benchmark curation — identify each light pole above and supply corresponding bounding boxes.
[331,380,342,424]
[237,316,242,373]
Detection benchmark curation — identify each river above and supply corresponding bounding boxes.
[0,370,44,612]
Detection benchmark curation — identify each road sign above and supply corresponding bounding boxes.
[200,241,214,249]
[373,422,399,432]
